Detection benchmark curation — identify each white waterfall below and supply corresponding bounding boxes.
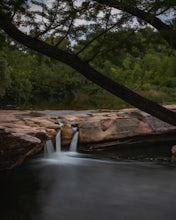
[44,140,55,157]
[44,120,79,159]
[56,130,61,153]
[69,126,79,152]
[55,118,64,153]
[57,118,64,127]
[44,118,64,157]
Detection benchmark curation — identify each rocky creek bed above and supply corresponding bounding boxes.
[1,105,176,170]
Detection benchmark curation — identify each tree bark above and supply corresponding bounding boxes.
[1,21,176,125]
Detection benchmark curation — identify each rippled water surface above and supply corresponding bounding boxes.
[1,151,176,220]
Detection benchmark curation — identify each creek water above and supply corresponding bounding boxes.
[1,147,176,220]
[1,110,176,220]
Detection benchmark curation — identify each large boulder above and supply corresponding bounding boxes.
[0,111,59,170]
[61,124,74,146]
[0,126,45,170]
[59,106,176,150]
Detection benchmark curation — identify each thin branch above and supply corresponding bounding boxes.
[53,0,77,47]
[75,22,118,56]
[86,8,112,62]
[94,29,136,59]
[11,9,17,20]
[95,0,176,49]
[55,16,74,47]
[34,1,60,38]
[86,47,102,63]
[156,7,171,16]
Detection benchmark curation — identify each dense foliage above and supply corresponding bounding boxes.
[0,27,176,109]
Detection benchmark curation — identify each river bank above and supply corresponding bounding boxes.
[1,106,176,170]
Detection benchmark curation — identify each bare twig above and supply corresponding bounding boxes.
[75,22,117,56]
[34,1,60,38]
[55,16,74,47]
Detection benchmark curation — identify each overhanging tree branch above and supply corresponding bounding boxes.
[95,0,176,49]
[1,18,176,125]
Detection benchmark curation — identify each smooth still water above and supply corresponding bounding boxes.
[1,149,176,220]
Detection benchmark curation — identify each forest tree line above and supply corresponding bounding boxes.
[0,27,176,109]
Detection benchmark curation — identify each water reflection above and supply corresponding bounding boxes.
[1,151,176,220]
[0,167,40,220]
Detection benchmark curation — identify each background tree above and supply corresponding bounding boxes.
[0,56,11,96]
[0,32,11,96]
[0,0,176,125]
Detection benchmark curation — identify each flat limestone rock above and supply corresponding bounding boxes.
[1,105,176,170]
[59,105,176,148]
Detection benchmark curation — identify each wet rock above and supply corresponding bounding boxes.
[61,124,74,146]
[0,111,59,170]
[60,106,176,149]
[171,145,176,156]
[1,105,176,170]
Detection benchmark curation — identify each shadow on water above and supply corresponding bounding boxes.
[84,142,174,163]
[1,143,176,220]
[0,166,41,220]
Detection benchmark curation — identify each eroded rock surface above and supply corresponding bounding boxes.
[1,105,176,170]
[0,111,59,170]
[59,106,176,149]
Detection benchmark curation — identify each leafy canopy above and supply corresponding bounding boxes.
[1,1,176,125]
[1,0,176,54]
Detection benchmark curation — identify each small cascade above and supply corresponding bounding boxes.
[55,118,64,153]
[44,119,79,160]
[56,130,61,153]
[57,118,64,127]
[69,126,79,152]
[44,140,55,157]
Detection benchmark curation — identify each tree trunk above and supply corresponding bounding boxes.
[1,21,176,125]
